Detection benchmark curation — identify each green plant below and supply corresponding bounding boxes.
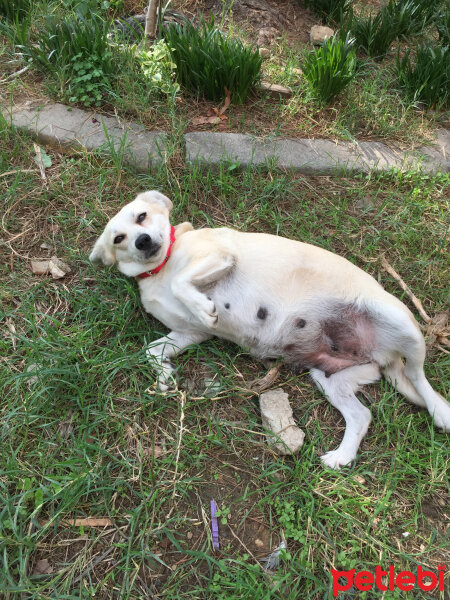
[163,18,262,103]
[0,0,32,21]
[436,6,450,46]
[215,504,231,524]
[22,11,129,106]
[386,0,436,37]
[133,39,179,96]
[302,33,357,104]
[303,0,352,24]
[396,44,449,108]
[349,6,398,60]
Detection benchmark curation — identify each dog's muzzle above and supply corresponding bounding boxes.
[135,234,160,258]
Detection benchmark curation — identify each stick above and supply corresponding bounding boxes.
[381,257,431,323]
[172,391,186,499]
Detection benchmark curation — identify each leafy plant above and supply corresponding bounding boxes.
[133,39,179,96]
[396,44,449,108]
[385,0,436,37]
[0,0,32,21]
[302,33,357,104]
[22,11,127,106]
[349,6,398,61]
[303,0,352,24]
[163,18,262,103]
[436,6,450,46]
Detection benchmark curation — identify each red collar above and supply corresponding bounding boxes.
[136,225,176,279]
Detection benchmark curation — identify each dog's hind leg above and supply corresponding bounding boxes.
[146,330,211,391]
[378,309,450,430]
[311,363,381,469]
[382,357,426,407]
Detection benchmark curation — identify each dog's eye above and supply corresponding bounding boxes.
[114,235,125,244]
[136,212,146,224]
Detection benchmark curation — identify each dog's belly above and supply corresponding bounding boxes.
[209,277,376,376]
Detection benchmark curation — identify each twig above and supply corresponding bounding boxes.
[0,169,35,178]
[381,256,431,323]
[0,66,29,84]
[172,391,186,499]
[248,366,280,393]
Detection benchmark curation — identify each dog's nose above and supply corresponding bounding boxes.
[135,234,152,251]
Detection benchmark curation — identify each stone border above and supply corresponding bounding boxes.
[7,102,450,174]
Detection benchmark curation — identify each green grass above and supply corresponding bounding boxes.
[1,113,449,598]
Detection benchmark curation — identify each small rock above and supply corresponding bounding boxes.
[255,538,264,547]
[257,26,278,47]
[259,81,292,99]
[259,47,270,59]
[259,388,305,455]
[187,532,193,540]
[31,260,50,275]
[49,256,71,279]
[310,25,334,45]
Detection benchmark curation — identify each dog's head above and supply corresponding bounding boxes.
[89,190,173,277]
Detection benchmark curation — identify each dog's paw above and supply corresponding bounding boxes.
[430,397,450,432]
[197,299,218,329]
[320,449,356,470]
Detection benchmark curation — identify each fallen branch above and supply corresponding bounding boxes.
[381,256,431,323]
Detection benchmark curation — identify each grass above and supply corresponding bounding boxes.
[1,111,449,598]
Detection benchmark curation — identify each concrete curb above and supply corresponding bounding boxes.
[7,102,450,174]
[8,102,168,170]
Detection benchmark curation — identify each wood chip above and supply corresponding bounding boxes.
[259,81,292,98]
[40,517,113,528]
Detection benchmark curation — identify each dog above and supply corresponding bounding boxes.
[90,190,450,469]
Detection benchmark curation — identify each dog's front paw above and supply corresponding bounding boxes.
[197,299,218,329]
[430,397,450,431]
[320,449,356,470]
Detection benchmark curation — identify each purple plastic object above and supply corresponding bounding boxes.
[210,500,220,550]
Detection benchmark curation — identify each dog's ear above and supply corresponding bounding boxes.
[136,190,173,212]
[89,231,115,266]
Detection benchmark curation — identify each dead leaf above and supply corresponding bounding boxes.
[143,445,163,458]
[5,318,17,349]
[33,558,53,575]
[219,87,231,116]
[191,116,222,126]
[57,411,74,439]
[426,311,449,347]
[31,260,50,275]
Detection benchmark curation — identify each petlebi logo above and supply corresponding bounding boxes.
[331,564,446,596]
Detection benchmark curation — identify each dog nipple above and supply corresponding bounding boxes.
[257,307,268,320]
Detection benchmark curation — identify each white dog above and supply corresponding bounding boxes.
[90,190,450,469]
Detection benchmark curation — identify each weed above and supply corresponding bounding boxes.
[303,0,352,24]
[396,44,449,108]
[302,33,357,104]
[21,11,133,106]
[163,18,262,103]
[132,39,179,97]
